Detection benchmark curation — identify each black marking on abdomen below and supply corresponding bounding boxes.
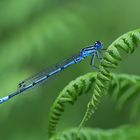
[61,67,65,70]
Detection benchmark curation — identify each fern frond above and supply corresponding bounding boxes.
[49,71,140,138]
[50,123,140,140]
[109,74,140,119]
[48,72,97,138]
[79,29,140,128]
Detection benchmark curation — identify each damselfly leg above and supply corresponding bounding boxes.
[90,54,99,70]
[90,49,107,70]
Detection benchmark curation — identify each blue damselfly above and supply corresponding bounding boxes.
[0,41,105,104]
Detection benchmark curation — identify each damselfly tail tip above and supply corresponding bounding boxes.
[0,96,9,104]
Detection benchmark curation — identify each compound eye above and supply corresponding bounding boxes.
[95,41,101,45]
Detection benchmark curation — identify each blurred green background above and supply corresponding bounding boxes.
[0,0,140,139]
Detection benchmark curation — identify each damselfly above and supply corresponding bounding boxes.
[0,41,105,104]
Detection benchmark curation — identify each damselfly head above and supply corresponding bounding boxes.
[94,41,103,50]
